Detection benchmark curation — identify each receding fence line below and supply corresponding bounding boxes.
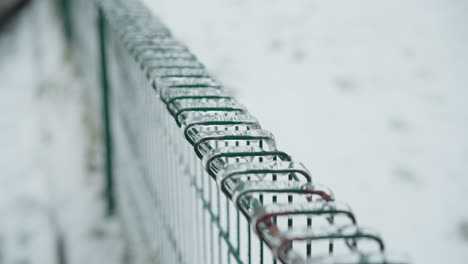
[63,0,408,263]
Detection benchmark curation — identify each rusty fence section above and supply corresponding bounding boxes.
[62,0,407,263]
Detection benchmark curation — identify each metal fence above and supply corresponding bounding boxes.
[62,0,408,263]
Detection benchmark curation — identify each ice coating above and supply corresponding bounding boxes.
[130,42,187,53]
[159,77,219,87]
[152,68,209,78]
[120,26,170,37]
[194,129,275,142]
[177,110,246,126]
[204,145,264,158]
[216,161,311,197]
[233,182,336,217]
[129,36,176,44]
[160,87,225,103]
[202,145,264,166]
[250,201,355,228]
[202,146,290,167]
[129,38,182,50]
[254,200,351,217]
[218,161,310,179]
[143,58,202,69]
[169,98,245,122]
[232,181,313,201]
[134,44,188,55]
[137,50,193,61]
[271,226,385,264]
[183,115,261,145]
[171,98,240,108]
[279,225,383,247]
[193,129,277,159]
[193,129,276,148]
[202,146,292,178]
[181,113,258,129]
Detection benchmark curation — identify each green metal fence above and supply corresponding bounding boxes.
[62,0,408,263]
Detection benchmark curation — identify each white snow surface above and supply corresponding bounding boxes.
[0,2,123,264]
[142,0,468,263]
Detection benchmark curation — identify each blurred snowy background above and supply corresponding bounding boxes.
[0,0,467,263]
[0,1,122,263]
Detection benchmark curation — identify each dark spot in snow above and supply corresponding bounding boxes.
[334,77,356,92]
[414,67,434,80]
[393,166,420,186]
[388,117,410,132]
[42,130,53,144]
[458,220,468,242]
[269,39,282,51]
[402,48,415,60]
[56,233,67,264]
[146,247,160,263]
[425,93,445,105]
[17,231,31,246]
[122,247,132,264]
[89,225,107,239]
[291,48,307,62]
[15,198,41,211]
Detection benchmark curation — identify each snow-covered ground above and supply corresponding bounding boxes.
[142,0,468,263]
[0,2,122,263]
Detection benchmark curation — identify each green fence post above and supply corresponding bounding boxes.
[98,6,115,216]
[59,0,72,43]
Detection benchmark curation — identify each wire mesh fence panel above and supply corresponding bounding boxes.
[63,0,409,263]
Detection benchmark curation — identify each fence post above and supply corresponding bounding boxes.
[98,6,115,216]
[59,0,72,43]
